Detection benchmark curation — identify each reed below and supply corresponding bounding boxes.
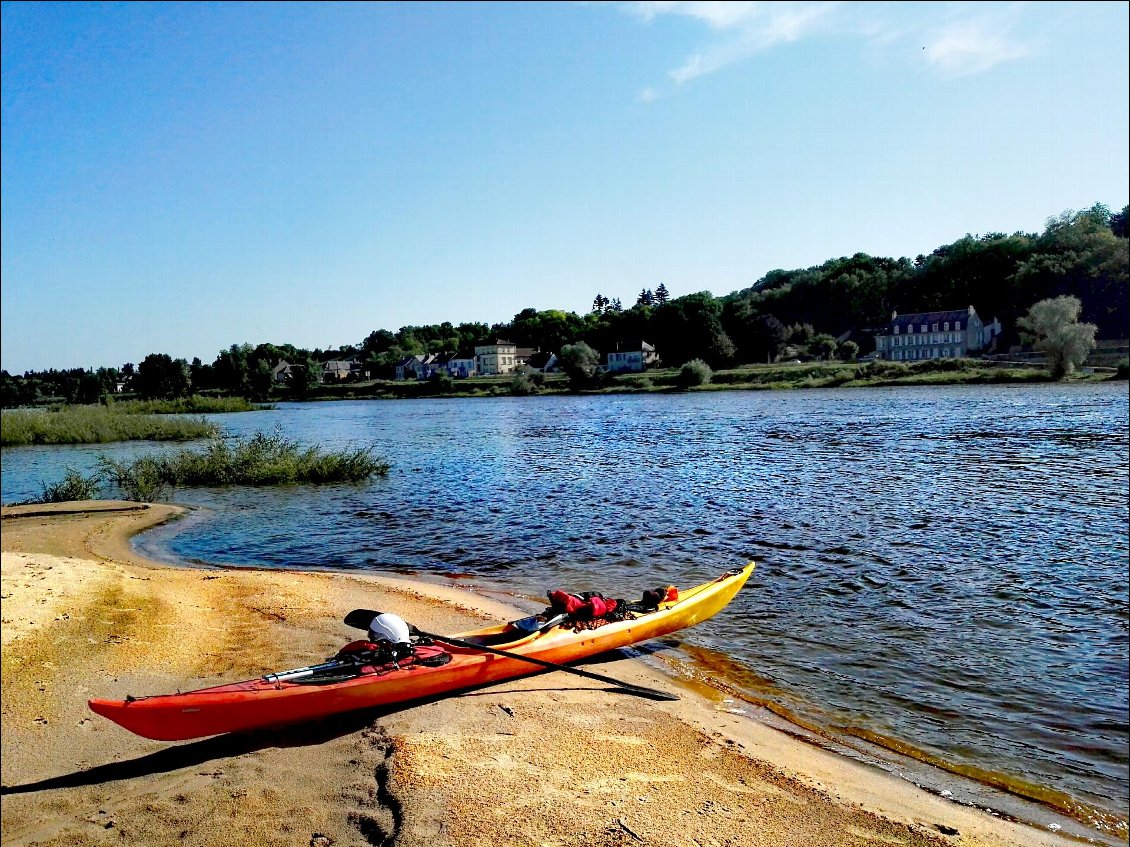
[1,406,219,446]
[111,396,264,414]
[98,430,390,500]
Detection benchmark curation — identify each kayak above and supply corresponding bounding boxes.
[89,562,754,741]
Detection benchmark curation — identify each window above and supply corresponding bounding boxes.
[955,321,962,330]
[932,323,939,331]
[894,326,900,335]
[944,322,950,331]
[920,324,927,333]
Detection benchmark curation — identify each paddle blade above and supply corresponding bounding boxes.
[343,608,383,630]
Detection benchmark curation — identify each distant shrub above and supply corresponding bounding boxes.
[677,359,713,389]
[1117,358,1129,379]
[508,373,538,396]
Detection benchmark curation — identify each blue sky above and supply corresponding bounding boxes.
[2,1,1127,373]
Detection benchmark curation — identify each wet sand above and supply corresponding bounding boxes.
[1,501,1078,846]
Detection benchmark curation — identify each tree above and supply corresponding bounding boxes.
[1111,205,1128,239]
[636,289,654,307]
[811,334,838,361]
[1017,295,1097,378]
[654,283,669,305]
[134,353,190,399]
[839,340,860,361]
[558,341,601,390]
[592,293,609,314]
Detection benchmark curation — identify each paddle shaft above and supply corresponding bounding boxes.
[343,608,679,702]
[419,629,679,701]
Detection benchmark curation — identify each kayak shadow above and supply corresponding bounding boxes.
[0,706,395,797]
[2,648,677,797]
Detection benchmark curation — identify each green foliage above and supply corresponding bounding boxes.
[558,341,602,390]
[839,340,860,361]
[1017,296,1098,378]
[1,406,219,446]
[113,396,260,414]
[1117,358,1129,379]
[135,353,191,400]
[97,430,390,501]
[508,373,539,396]
[810,334,838,361]
[677,359,713,389]
[431,371,456,395]
[27,468,103,504]
[98,456,171,502]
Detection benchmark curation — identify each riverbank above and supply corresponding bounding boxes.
[0,502,1080,847]
[276,359,1124,402]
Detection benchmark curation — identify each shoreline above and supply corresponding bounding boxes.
[0,502,1096,847]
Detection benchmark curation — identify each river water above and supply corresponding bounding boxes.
[2,383,1127,838]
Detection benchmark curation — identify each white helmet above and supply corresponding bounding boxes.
[368,613,411,645]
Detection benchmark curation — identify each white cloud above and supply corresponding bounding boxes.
[627,1,1035,100]
[924,20,1029,77]
[630,1,841,95]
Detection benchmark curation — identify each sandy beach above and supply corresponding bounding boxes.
[0,502,1078,847]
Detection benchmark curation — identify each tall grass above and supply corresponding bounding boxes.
[28,468,103,504]
[111,396,263,414]
[98,430,390,501]
[1,406,219,446]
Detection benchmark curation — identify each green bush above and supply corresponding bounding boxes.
[99,456,171,502]
[25,468,103,504]
[1117,358,1129,379]
[677,359,713,389]
[95,430,390,501]
[508,373,538,396]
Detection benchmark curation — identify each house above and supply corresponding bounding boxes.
[605,341,658,373]
[525,351,558,373]
[474,339,518,376]
[395,356,425,381]
[514,347,537,368]
[323,358,362,382]
[446,353,476,378]
[873,307,1002,362]
[270,360,293,384]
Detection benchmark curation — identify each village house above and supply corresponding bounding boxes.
[873,307,1002,361]
[605,341,658,373]
[270,360,293,384]
[394,355,425,381]
[474,339,518,376]
[445,353,476,378]
[525,351,558,373]
[323,358,363,382]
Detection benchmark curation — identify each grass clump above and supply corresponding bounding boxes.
[1,405,219,446]
[97,430,390,500]
[28,468,103,504]
[112,396,264,414]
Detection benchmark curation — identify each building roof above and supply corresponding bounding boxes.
[526,351,556,369]
[887,307,976,331]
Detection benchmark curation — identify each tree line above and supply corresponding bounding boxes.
[2,203,1126,406]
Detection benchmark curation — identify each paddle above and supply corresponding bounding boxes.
[343,608,680,702]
